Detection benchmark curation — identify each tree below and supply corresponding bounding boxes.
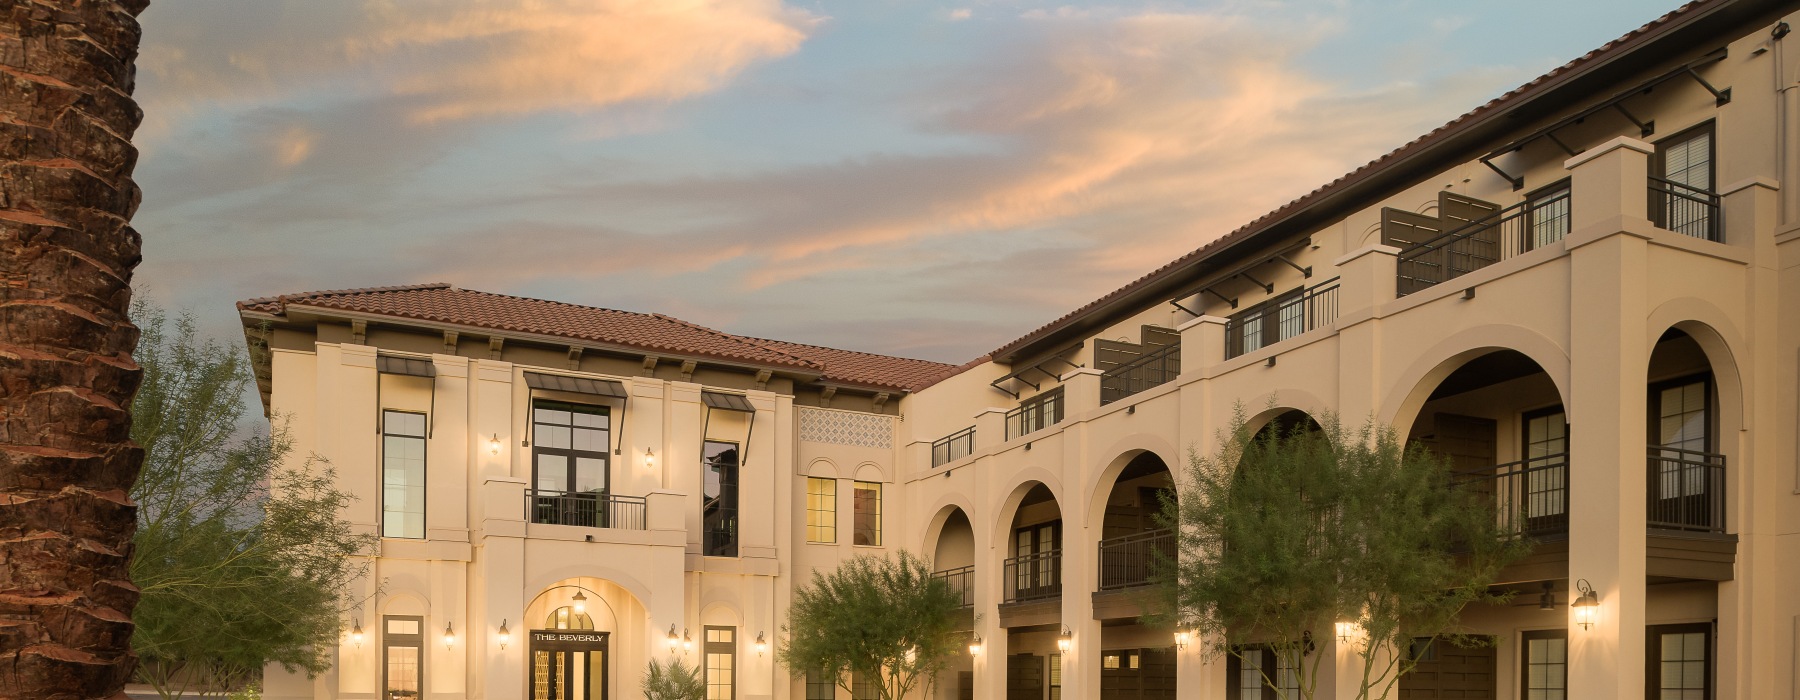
[642,658,706,700]
[778,551,962,700]
[127,304,375,698]
[1159,408,1529,700]
[0,1,150,697]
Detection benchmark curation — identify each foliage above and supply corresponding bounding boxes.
[642,658,707,700]
[128,301,377,698]
[777,551,963,700]
[1157,407,1530,700]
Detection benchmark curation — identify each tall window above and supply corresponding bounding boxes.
[806,477,837,544]
[852,481,881,546]
[1007,387,1065,440]
[1522,407,1568,533]
[1521,630,1567,700]
[1654,123,1716,240]
[805,671,836,700]
[1049,654,1062,700]
[705,627,736,700]
[383,616,423,700]
[1232,647,1299,700]
[1525,180,1572,250]
[851,671,876,700]
[704,441,740,557]
[1649,624,1710,700]
[1651,375,1715,525]
[530,400,610,527]
[382,411,427,539]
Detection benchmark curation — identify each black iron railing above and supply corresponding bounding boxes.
[1450,452,1569,539]
[1002,550,1062,603]
[1224,278,1339,359]
[1648,176,1722,241]
[1005,388,1064,441]
[527,490,647,530]
[932,426,976,467]
[1098,529,1174,590]
[932,565,975,609]
[1397,189,1571,296]
[1101,344,1180,405]
[1647,446,1726,533]
[704,519,738,557]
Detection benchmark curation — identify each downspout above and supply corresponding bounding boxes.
[1776,20,1797,224]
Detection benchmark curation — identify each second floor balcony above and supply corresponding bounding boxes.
[1098,528,1174,590]
[1002,549,1062,604]
[527,489,647,530]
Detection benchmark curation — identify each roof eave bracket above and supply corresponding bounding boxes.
[1480,156,1525,191]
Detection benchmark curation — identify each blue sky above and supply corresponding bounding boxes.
[132,0,1683,362]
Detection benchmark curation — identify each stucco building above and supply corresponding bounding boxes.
[240,0,1800,698]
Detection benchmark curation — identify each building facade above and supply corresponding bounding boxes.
[241,1,1800,698]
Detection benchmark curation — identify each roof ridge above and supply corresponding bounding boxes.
[650,313,825,369]
[237,282,454,311]
[741,334,958,367]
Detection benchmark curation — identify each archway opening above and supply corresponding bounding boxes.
[1646,328,1724,534]
[521,577,647,700]
[1097,452,1175,591]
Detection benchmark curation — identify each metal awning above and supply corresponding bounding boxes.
[990,340,1083,398]
[702,391,756,412]
[377,355,437,377]
[524,371,627,398]
[1168,238,1312,314]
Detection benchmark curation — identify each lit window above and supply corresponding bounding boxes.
[382,411,427,539]
[705,627,736,700]
[807,477,837,543]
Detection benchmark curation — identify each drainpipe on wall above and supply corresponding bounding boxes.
[1775,21,1798,225]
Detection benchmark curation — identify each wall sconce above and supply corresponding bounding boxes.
[488,433,502,456]
[497,620,510,650]
[683,628,693,653]
[1056,627,1072,653]
[645,448,656,469]
[444,621,456,649]
[350,619,364,649]
[968,634,982,656]
[1539,581,1556,611]
[572,591,587,616]
[1335,620,1357,644]
[667,625,680,653]
[904,647,917,665]
[1572,579,1599,630]
[755,632,768,657]
[1173,629,1190,650]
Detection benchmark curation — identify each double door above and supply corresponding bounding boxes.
[531,631,609,700]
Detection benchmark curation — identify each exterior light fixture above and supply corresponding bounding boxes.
[1572,579,1599,631]
[667,625,680,652]
[350,619,364,649]
[1056,627,1073,653]
[755,632,767,657]
[498,620,511,650]
[968,634,982,656]
[1174,629,1190,650]
[683,628,693,653]
[488,433,502,456]
[1539,582,1556,611]
[905,647,917,665]
[645,448,656,469]
[571,590,587,616]
[1335,621,1357,644]
[444,621,456,649]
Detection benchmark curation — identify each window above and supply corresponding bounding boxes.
[530,400,611,527]
[544,606,594,631]
[1521,407,1569,532]
[705,627,736,700]
[1231,647,1300,700]
[1650,375,1716,529]
[383,616,423,700]
[1653,377,1711,454]
[1653,123,1717,240]
[1525,180,1572,250]
[806,477,837,543]
[1012,522,1061,600]
[1521,629,1568,700]
[703,441,740,557]
[1647,623,1710,700]
[851,671,876,700]
[1226,287,1306,358]
[806,671,836,700]
[1049,653,1062,700]
[382,411,427,539]
[1006,387,1064,440]
[852,481,882,546]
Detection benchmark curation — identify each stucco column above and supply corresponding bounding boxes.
[1332,245,1399,428]
[1059,367,1103,415]
[1333,244,1400,316]
[1059,524,1101,700]
[1177,315,1227,371]
[974,407,1009,449]
[479,478,527,700]
[1564,136,1654,700]
[973,549,1007,700]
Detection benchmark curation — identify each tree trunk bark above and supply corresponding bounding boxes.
[0,1,149,698]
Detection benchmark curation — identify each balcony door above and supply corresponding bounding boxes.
[1650,375,1714,530]
[1014,521,1060,600]
[1645,623,1710,700]
[532,401,611,527]
[1521,408,1569,536]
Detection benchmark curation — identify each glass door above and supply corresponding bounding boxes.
[531,631,609,700]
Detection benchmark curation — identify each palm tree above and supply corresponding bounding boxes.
[0,1,150,697]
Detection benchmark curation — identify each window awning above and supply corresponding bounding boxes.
[524,371,627,399]
[702,391,755,412]
[377,355,437,378]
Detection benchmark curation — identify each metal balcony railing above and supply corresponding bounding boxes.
[1002,550,1062,604]
[1224,278,1339,359]
[932,565,975,609]
[1397,189,1571,296]
[526,490,647,530]
[1647,446,1726,533]
[1005,388,1064,441]
[1097,529,1174,590]
[1100,344,1180,405]
[932,426,976,467]
[1648,176,1722,242]
[1450,452,1569,539]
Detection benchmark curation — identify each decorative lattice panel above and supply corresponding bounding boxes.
[798,407,894,449]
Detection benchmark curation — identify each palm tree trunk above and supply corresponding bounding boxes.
[0,1,149,698]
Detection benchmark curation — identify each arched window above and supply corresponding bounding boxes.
[544,606,595,631]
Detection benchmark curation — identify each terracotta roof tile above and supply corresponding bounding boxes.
[745,337,962,392]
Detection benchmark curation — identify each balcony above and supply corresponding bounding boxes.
[933,565,975,609]
[932,426,975,467]
[1100,343,1180,405]
[1451,452,1571,540]
[1002,550,1062,604]
[527,490,647,530]
[1097,529,1174,590]
[1224,277,1339,359]
[1396,188,1569,296]
[1005,388,1064,441]
[1647,446,1725,533]
[1648,176,1722,241]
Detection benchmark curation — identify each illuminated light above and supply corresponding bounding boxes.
[498,619,511,650]
[444,621,456,649]
[968,634,982,656]
[350,619,364,649]
[645,448,656,469]
[667,624,680,652]
[1057,627,1072,654]
[1573,579,1599,631]
[1173,630,1190,650]
[488,433,502,456]
[755,632,768,657]
[572,590,587,616]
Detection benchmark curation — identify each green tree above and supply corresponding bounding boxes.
[778,551,962,700]
[642,658,706,700]
[127,303,376,698]
[1159,408,1529,700]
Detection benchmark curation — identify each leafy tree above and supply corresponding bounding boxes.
[778,551,962,700]
[1159,408,1529,700]
[642,658,706,700]
[128,303,376,698]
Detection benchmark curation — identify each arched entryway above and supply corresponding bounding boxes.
[925,505,977,700]
[994,481,1064,700]
[521,577,648,700]
[1091,450,1178,700]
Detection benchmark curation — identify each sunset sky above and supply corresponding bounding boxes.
[132,0,1682,363]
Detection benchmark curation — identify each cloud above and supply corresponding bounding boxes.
[948,8,973,21]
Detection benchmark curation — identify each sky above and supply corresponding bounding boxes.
[131,0,1685,364]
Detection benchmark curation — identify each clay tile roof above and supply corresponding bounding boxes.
[239,284,955,392]
[981,0,1735,365]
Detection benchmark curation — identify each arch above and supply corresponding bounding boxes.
[1238,389,1332,436]
[987,468,1067,543]
[525,565,655,613]
[1379,324,1572,438]
[699,601,743,629]
[853,461,886,483]
[805,458,838,480]
[1083,434,1180,529]
[1645,298,1746,420]
[919,493,979,559]
[378,590,429,618]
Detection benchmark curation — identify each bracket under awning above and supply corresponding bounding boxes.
[700,391,757,471]
[376,354,438,437]
[991,340,1083,398]
[1168,237,1312,315]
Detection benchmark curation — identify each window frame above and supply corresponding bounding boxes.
[1652,121,1717,190]
[382,615,425,700]
[1644,622,1712,700]
[1648,373,1714,453]
[806,477,837,544]
[703,440,741,557]
[852,480,882,547]
[1522,178,1572,251]
[704,625,736,700]
[529,399,612,496]
[381,409,428,540]
[1520,628,1568,700]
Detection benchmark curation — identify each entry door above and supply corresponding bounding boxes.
[1650,376,1714,530]
[1396,638,1496,700]
[1006,654,1043,700]
[531,632,609,700]
[1014,522,1060,599]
